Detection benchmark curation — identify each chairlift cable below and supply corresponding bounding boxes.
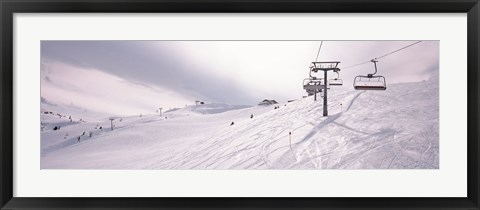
[374,41,423,60]
[341,41,423,70]
[315,41,324,62]
[341,60,371,70]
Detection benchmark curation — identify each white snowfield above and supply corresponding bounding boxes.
[41,77,439,169]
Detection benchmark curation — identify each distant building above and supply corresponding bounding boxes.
[258,99,278,106]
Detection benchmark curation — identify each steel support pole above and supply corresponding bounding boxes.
[323,70,328,116]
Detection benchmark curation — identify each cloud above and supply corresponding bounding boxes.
[41,41,257,105]
[41,60,192,116]
[41,40,439,109]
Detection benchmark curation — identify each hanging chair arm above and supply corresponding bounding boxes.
[368,59,378,77]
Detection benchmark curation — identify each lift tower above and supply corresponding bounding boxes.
[311,61,341,116]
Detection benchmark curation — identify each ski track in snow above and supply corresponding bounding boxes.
[40,77,439,169]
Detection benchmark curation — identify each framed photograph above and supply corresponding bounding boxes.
[1,0,479,209]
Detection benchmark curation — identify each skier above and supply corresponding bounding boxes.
[230,121,235,126]
[250,114,254,119]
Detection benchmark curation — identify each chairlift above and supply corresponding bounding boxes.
[353,59,387,90]
[329,71,343,86]
[303,78,323,96]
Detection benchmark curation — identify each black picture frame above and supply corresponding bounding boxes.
[1,0,479,209]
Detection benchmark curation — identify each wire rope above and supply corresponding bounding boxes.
[315,41,324,62]
[341,41,423,70]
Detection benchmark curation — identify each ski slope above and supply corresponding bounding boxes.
[40,76,439,169]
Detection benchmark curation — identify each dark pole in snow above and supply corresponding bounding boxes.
[323,70,328,116]
[308,61,339,117]
[289,131,292,149]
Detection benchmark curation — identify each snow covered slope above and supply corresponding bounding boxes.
[164,103,251,118]
[41,77,439,169]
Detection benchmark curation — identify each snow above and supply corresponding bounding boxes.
[40,77,439,169]
[180,103,251,115]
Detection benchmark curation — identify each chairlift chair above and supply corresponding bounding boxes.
[353,59,387,90]
[329,71,343,86]
[303,78,323,95]
[353,76,386,90]
[303,78,323,88]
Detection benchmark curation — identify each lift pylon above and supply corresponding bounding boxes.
[311,61,341,116]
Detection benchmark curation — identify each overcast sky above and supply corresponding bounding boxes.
[41,40,438,116]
